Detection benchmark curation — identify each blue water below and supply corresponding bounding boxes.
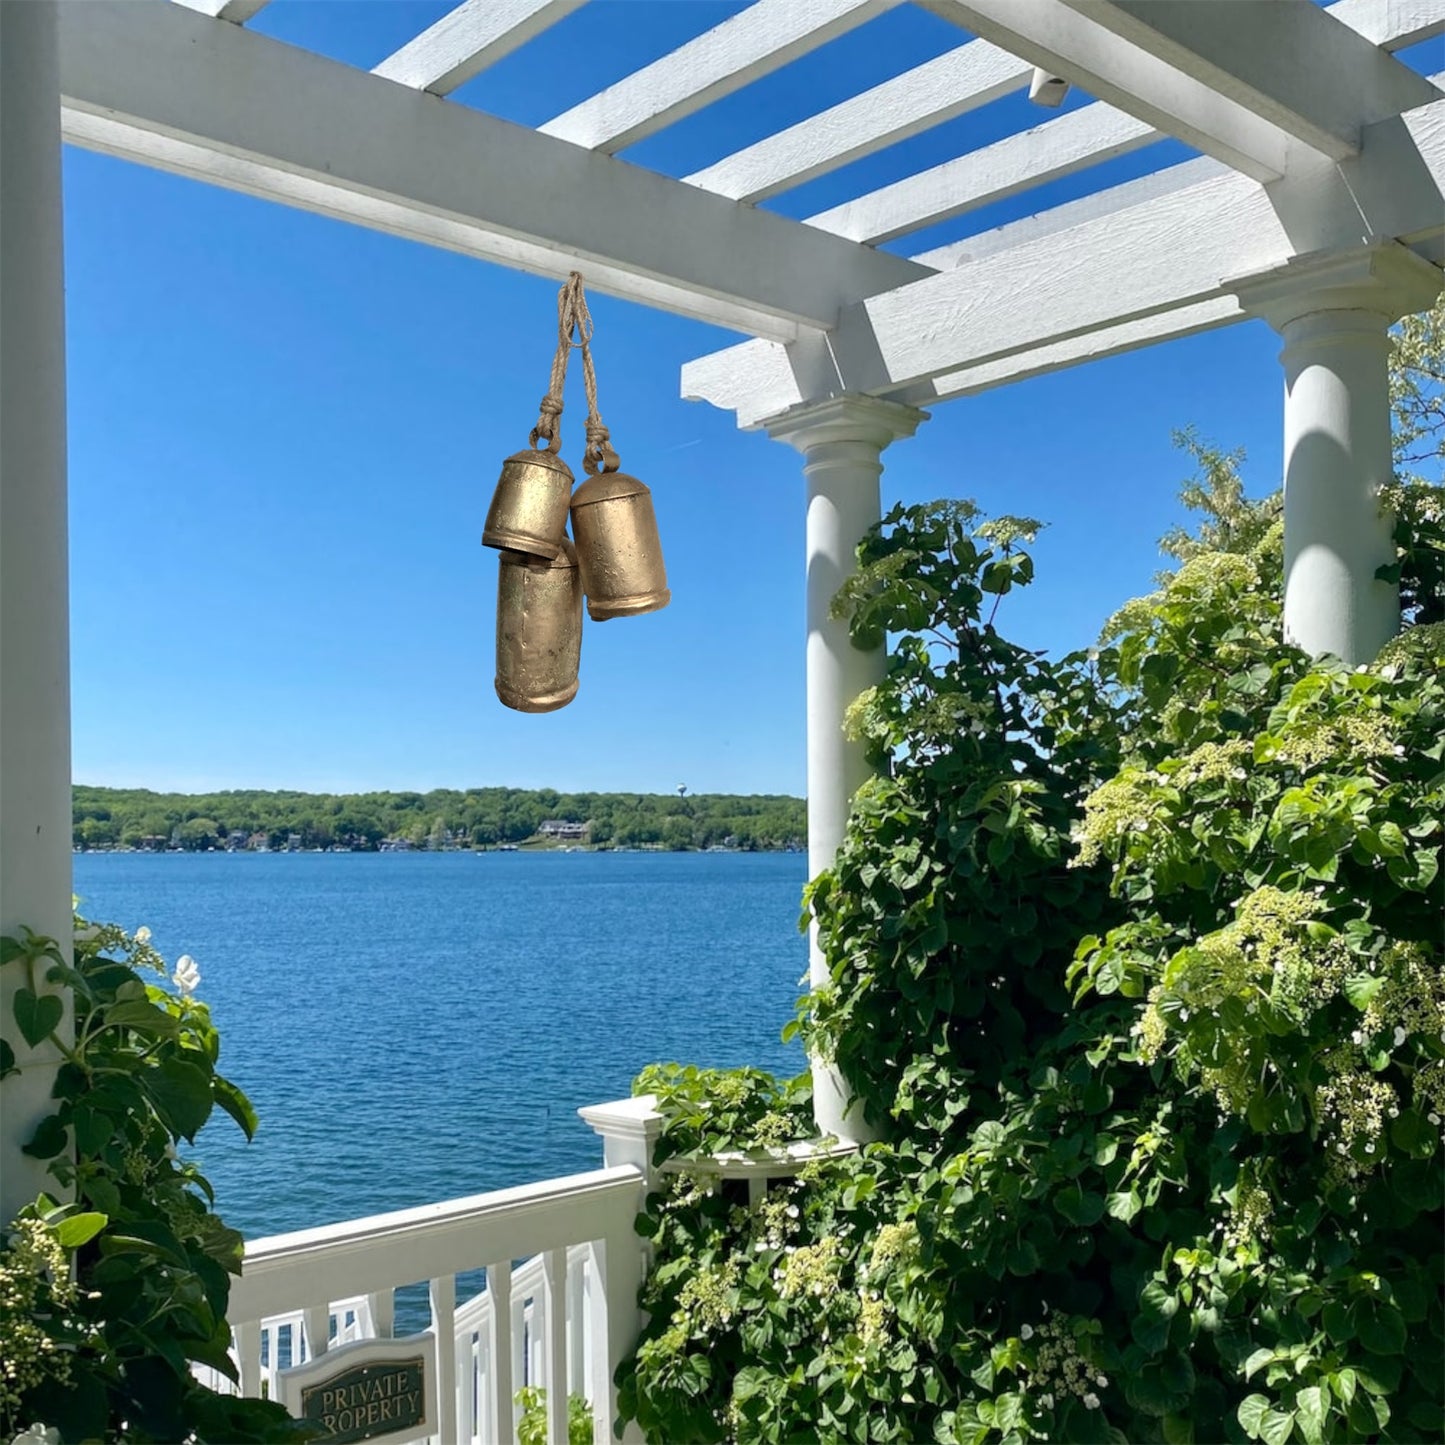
[72,851,808,1240]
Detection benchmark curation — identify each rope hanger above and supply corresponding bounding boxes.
[530,272,620,476]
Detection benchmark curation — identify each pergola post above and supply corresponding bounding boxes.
[1,0,75,1224]
[766,396,926,1144]
[1233,244,1442,666]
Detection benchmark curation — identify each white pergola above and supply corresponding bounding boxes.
[3,0,1443,1209]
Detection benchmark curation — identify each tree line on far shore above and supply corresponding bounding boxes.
[71,785,806,853]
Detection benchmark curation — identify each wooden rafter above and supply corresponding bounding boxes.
[539,0,901,153]
[58,0,926,343]
[372,0,587,96]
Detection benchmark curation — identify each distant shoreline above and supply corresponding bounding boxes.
[73,784,807,856]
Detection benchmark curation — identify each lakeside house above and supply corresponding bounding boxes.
[537,819,590,843]
[2,3,1440,1442]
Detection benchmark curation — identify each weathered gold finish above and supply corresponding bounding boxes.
[482,444,574,559]
[494,537,583,712]
[570,472,671,620]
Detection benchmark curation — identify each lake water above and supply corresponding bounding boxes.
[72,851,808,1241]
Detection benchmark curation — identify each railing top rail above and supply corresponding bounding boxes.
[231,1165,643,1323]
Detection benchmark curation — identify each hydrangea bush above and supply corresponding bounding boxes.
[618,478,1443,1444]
[0,921,307,1444]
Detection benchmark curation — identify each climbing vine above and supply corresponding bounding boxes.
[619,471,1444,1444]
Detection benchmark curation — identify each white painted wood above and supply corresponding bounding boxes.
[1330,0,1445,48]
[765,398,925,1146]
[488,1263,515,1445]
[566,1253,586,1398]
[372,0,585,96]
[540,0,899,153]
[1067,0,1438,158]
[543,1249,568,1445]
[56,0,928,344]
[1232,246,1442,664]
[684,38,1027,200]
[302,1304,330,1361]
[430,1275,459,1445]
[806,98,1156,244]
[229,1167,643,1323]
[171,0,271,21]
[510,1287,527,1398]
[368,1287,396,1339]
[237,1320,263,1397]
[685,90,1445,421]
[922,0,1313,179]
[0,0,74,1227]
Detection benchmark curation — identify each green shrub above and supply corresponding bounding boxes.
[619,483,1443,1444]
[0,921,308,1444]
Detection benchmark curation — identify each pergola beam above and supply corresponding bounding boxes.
[1064,0,1439,159]
[805,99,1157,245]
[372,0,587,96]
[684,93,1445,421]
[170,0,270,21]
[683,38,1030,202]
[920,0,1432,180]
[56,1,927,343]
[539,0,900,154]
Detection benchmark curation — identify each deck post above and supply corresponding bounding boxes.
[765,396,926,1145]
[0,0,75,1225]
[1233,244,1442,666]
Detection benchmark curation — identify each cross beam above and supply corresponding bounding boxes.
[58,0,926,343]
[684,94,1445,423]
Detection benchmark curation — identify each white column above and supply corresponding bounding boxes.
[1233,244,1441,666]
[766,396,926,1143]
[0,0,74,1224]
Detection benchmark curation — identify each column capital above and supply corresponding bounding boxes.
[1229,241,1441,334]
[763,393,927,454]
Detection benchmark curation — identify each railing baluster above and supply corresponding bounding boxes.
[237,1319,262,1398]
[567,1250,586,1398]
[543,1248,569,1445]
[488,1261,516,1445]
[303,1304,330,1363]
[589,1233,645,1444]
[511,1285,526,1397]
[430,1274,458,1445]
[367,1286,395,1339]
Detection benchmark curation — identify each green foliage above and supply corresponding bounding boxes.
[0,921,308,1444]
[619,467,1445,1443]
[71,785,806,854]
[515,1386,594,1445]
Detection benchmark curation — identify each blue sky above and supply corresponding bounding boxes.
[65,1,1345,798]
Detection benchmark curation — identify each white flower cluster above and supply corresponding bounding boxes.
[0,1220,80,1431]
[1021,1311,1108,1413]
[674,1259,740,1332]
[1318,1070,1400,1182]
[776,1236,845,1301]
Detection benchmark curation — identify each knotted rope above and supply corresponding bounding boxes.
[528,272,619,473]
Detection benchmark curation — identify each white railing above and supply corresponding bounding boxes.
[210,1163,648,1444]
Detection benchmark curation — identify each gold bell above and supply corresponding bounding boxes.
[494,537,583,713]
[482,439,574,559]
[570,471,671,621]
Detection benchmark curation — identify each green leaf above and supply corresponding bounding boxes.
[22,1115,68,1159]
[1293,1386,1325,1445]
[1259,1407,1294,1445]
[13,987,62,1047]
[1106,1190,1142,1223]
[1055,1185,1105,1226]
[0,1038,14,1078]
[55,1211,108,1248]
[212,1075,259,1142]
[1238,1394,1271,1438]
[1354,1300,1406,1356]
[142,1057,214,1141]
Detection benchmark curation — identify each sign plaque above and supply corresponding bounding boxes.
[276,1331,435,1445]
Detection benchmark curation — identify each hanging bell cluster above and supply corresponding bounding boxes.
[483,272,669,713]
